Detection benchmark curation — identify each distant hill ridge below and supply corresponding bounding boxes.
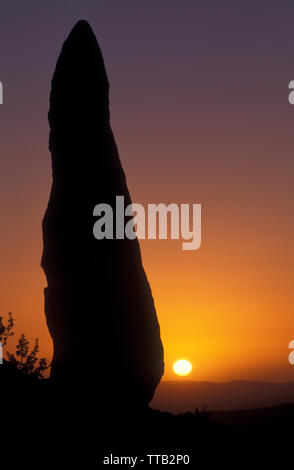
[151,380,294,412]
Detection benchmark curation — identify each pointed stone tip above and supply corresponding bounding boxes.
[65,20,97,48]
[60,20,105,65]
[49,18,110,134]
[70,20,94,37]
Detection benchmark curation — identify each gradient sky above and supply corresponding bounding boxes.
[0,1,293,385]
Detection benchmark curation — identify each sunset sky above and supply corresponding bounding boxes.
[0,1,293,385]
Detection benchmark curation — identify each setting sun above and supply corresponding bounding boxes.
[173,359,192,376]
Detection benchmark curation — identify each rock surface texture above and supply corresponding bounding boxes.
[41,20,164,406]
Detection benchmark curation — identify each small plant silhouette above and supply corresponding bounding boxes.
[0,312,14,346]
[194,402,212,422]
[0,312,48,378]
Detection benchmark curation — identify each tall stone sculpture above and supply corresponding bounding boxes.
[41,20,164,407]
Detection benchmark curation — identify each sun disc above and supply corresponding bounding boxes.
[173,359,192,376]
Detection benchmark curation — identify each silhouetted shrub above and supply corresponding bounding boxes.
[0,312,48,378]
[194,402,212,422]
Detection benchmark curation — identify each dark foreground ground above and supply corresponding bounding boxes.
[1,361,294,467]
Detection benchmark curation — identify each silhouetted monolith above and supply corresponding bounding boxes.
[41,20,164,407]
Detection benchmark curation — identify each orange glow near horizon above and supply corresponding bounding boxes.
[1,181,293,384]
